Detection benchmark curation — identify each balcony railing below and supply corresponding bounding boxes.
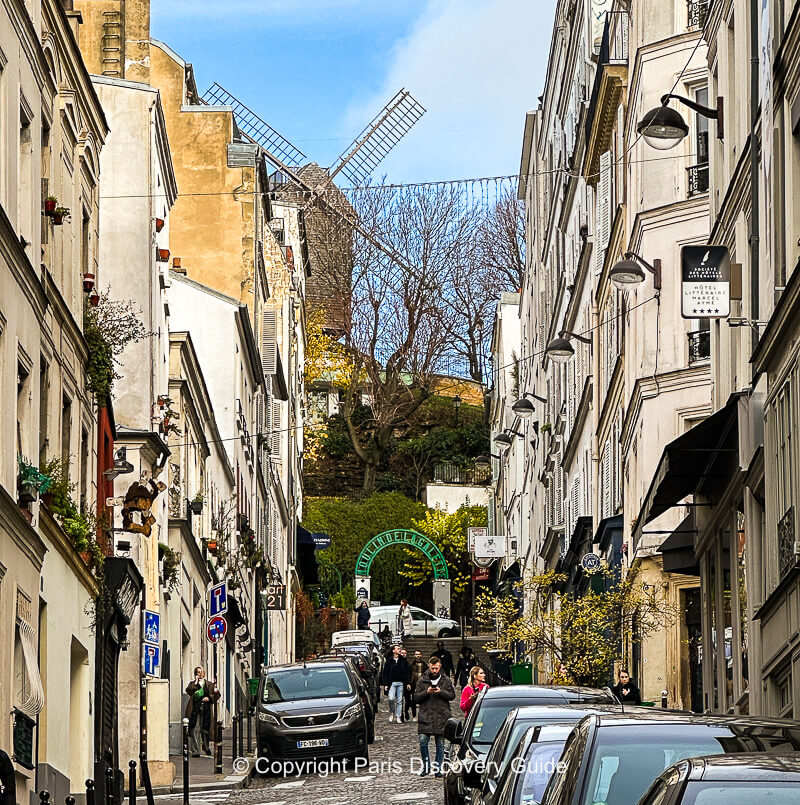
[687,163,709,196]
[688,0,709,29]
[688,329,711,363]
[432,461,491,486]
[778,507,797,578]
[13,708,35,770]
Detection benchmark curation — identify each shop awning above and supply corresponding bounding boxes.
[658,511,700,576]
[638,394,742,529]
[296,524,319,584]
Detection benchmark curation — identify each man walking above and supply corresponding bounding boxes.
[405,649,428,722]
[414,656,455,777]
[434,640,455,679]
[381,644,410,723]
[185,666,220,756]
[455,646,478,688]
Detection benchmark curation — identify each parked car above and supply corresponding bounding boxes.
[483,723,576,805]
[470,705,621,805]
[256,659,369,766]
[637,753,800,805]
[368,604,460,638]
[318,652,376,743]
[538,711,800,805]
[332,646,381,709]
[442,685,615,805]
[331,629,384,674]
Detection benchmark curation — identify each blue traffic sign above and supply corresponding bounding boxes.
[209,582,227,617]
[144,610,160,645]
[144,644,160,676]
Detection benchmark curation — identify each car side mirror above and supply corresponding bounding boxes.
[444,717,464,743]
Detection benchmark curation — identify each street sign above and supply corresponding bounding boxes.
[263,583,286,610]
[143,610,160,645]
[209,582,227,617]
[681,246,731,319]
[468,527,488,553]
[581,553,602,572]
[206,615,227,643]
[312,532,332,550]
[474,534,506,559]
[143,644,160,676]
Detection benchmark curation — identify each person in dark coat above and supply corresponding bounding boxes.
[185,666,221,756]
[356,600,371,629]
[611,668,643,705]
[381,644,411,723]
[414,656,455,777]
[405,649,428,721]
[434,640,455,678]
[0,748,16,805]
[455,646,478,688]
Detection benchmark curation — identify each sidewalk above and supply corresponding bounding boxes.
[154,729,256,794]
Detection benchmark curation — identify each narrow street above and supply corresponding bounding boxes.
[227,708,444,805]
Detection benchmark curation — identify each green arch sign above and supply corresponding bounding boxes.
[355,529,449,580]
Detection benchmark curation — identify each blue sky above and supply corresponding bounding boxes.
[151,0,553,184]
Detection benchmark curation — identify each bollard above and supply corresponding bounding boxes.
[214,722,223,775]
[128,760,137,805]
[39,790,51,805]
[231,715,238,762]
[182,718,190,805]
[105,767,114,805]
[247,708,252,754]
[237,710,244,758]
[86,779,96,805]
[661,689,669,709]
[66,797,76,805]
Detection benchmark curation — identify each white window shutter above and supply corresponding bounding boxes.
[270,398,282,461]
[261,309,277,375]
[595,150,612,274]
[602,439,611,518]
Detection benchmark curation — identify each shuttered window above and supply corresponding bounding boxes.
[595,150,612,274]
[261,309,278,375]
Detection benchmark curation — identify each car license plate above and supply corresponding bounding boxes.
[297,738,329,749]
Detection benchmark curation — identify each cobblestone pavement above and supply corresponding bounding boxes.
[228,705,446,805]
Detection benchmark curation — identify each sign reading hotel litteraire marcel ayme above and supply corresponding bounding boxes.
[681,246,731,319]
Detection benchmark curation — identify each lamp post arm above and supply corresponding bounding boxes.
[559,330,592,345]
[524,391,548,404]
[660,93,718,119]
[624,253,662,290]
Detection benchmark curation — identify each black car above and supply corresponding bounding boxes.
[256,659,369,766]
[442,685,615,805]
[333,644,382,705]
[487,723,576,805]
[539,711,800,805]
[471,705,621,805]
[638,753,800,804]
[318,652,376,742]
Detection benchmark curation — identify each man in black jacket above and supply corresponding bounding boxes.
[434,640,454,679]
[381,644,410,723]
[611,669,643,705]
[1,748,16,805]
[455,646,478,688]
[414,656,455,777]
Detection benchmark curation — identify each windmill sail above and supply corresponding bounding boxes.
[204,82,307,167]
[328,89,426,186]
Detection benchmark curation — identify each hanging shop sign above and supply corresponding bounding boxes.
[468,527,488,554]
[581,553,602,572]
[263,583,287,610]
[473,534,507,559]
[472,566,491,582]
[681,246,731,319]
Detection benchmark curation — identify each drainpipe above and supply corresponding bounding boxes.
[748,0,760,355]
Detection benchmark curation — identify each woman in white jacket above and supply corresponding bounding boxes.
[398,599,414,637]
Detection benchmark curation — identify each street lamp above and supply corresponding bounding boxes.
[453,395,462,426]
[637,93,723,150]
[512,391,547,419]
[609,252,662,290]
[493,429,523,451]
[545,330,592,364]
[475,453,501,470]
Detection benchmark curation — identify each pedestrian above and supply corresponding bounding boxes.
[356,600,371,630]
[434,639,455,679]
[184,666,220,756]
[611,668,643,705]
[1,747,16,805]
[381,644,410,723]
[399,648,411,721]
[455,646,478,688]
[414,656,455,777]
[398,598,414,638]
[379,624,393,651]
[405,649,428,722]
[460,666,488,715]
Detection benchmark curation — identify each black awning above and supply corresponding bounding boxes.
[227,596,247,629]
[659,511,700,576]
[594,514,623,554]
[500,560,521,581]
[296,524,318,584]
[639,393,742,527]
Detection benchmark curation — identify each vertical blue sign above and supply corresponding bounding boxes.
[209,582,227,617]
[144,644,160,676]
[144,611,160,646]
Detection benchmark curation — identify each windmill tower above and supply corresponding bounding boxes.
[202,84,426,333]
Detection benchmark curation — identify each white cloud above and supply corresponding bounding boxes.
[340,0,552,183]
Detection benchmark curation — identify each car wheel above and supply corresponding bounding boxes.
[438,628,456,638]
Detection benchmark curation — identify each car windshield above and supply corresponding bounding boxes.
[499,718,582,769]
[472,700,523,746]
[514,740,568,805]
[262,667,353,702]
[581,725,754,805]
[681,782,800,804]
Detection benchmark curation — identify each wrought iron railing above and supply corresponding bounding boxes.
[687,163,710,196]
[688,330,711,363]
[688,0,709,29]
[778,507,797,578]
[13,708,35,769]
[432,461,491,486]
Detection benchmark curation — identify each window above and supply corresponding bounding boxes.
[17,355,31,458]
[19,102,33,246]
[61,393,72,468]
[81,207,90,277]
[79,427,89,510]
[775,381,793,520]
[688,88,710,196]
[38,358,49,466]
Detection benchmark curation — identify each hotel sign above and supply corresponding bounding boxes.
[681,246,731,319]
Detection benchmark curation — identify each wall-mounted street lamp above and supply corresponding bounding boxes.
[545,330,592,364]
[493,428,524,451]
[511,391,547,419]
[609,252,662,290]
[637,93,723,150]
[475,453,501,470]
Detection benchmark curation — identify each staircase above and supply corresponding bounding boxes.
[401,633,494,664]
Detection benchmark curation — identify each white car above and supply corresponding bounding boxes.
[367,605,460,638]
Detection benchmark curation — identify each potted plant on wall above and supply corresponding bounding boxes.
[83,272,95,293]
[53,206,70,225]
[190,492,204,515]
[17,456,52,506]
[44,196,58,216]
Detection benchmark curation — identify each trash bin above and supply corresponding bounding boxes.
[510,662,533,684]
[248,677,259,703]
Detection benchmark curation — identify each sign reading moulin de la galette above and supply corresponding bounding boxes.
[681,246,731,319]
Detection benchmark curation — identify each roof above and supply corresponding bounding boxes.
[688,753,800,781]
[483,685,613,702]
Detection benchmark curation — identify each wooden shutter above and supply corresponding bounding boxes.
[602,438,611,518]
[595,150,612,274]
[261,309,277,375]
[270,398,281,461]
